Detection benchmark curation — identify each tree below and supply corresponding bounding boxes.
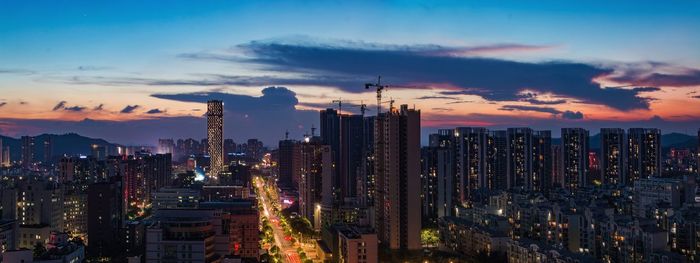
[33,242,47,258]
[421,228,440,248]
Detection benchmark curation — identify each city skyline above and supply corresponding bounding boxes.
[2,1,700,145]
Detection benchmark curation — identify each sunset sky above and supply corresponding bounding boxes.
[1,0,699,145]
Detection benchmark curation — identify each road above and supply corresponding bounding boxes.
[257,179,300,263]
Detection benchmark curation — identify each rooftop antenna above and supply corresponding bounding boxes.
[285,130,289,140]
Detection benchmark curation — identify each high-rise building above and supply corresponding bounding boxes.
[245,138,263,161]
[627,128,661,183]
[360,116,376,207]
[507,128,533,190]
[43,136,53,163]
[278,139,301,189]
[487,130,508,191]
[533,130,552,192]
[21,135,34,170]
[157,138,175,155]
[374,104,421,251]
[207,100,224,181]
[299,137,332,230]
[2,146,9,167]
[561,128,589,194]
[551,145,563,188]
[455,127,488,204]
[87,180,124,257]
[600,128,625,186]
[340,114,365,202]
[320,109,341,193]
[224,139,236,162]
[424,129,456,223]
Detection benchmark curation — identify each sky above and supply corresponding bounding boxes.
[1,0,699,146]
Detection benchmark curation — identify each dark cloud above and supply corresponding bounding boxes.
[500,105,562,115]
[120,105,140,114]
[64,106,86,112]
[151,86,317,144]
[522,98,567,105]
[146,108,165,114]
[610,69,700,87]
[415,96,459,100]
[52,101,67,111]
[0,102,6,108]
[500,105,584,120]
[561,110,584,119]
[93,104,104,111]
[200,41,653,111]
[692,95,700,99]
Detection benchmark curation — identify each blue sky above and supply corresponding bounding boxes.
[1,1,699,145]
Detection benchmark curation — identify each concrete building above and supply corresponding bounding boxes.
[87,181,124,257]
[299,137,331,231]
[561,128,590,194]
[152,187,200,211]
[507,128,533,191]
[600,128,626,186]
[373,104,421,251]
[337,225,378,263]
[628,128,661,183]
[207,100,224,182]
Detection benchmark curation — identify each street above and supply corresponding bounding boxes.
[256,179,301,263]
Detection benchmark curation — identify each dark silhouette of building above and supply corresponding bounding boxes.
[374,104,421,251]
[561,128,589,193]
[601,128,625,186]
[627,128,661,183]
[87,180,124,257]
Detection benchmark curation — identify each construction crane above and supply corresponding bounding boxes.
[364,76,386,115]
[332,98,343,115]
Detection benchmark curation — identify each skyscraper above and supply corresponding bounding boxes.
[561,128,589,193]
[533,130,552,192]
[600,128,625,185]
[207,100,224,181]
[627,128,661,183]
[278,139,301,189]
[43,136,53,163]
[21,135,34,170]
[487,130,508,191]
[340,114,365,202]
[455,127,488,204]
[374,104,421,251]
[299,137,332,230]
[507,128,533,190]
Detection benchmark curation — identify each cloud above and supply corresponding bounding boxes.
[692,95,700,99]
[500,105,562,115]
[93,104,104,111]
[0,68,34,75]
[499,105,584,120]
[0,102,6,108]
[561,110,584,119]
[52,101,67,111]
[609,67,700,87]
[146,108,165,114]
[209,40,654,110]
[120,105,140,114]
[152,86,317,144]
[64,106,86,112]
[415,96,459,100]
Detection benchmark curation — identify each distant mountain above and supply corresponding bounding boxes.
[0,133,118,161]
[553,132,698,152]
